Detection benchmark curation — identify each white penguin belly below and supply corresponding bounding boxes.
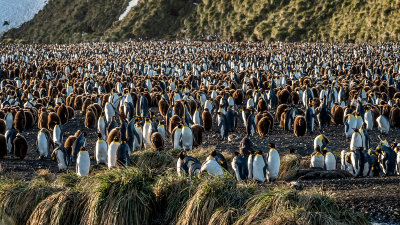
[311,155,324,168]
[38,133,49,157]
[267,152,280,180]
[325,153,336,170]
[108,144,119,169]
[77,152,90,176]
[96,141,108,164]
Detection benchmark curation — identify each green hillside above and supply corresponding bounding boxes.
[2,0,400,43]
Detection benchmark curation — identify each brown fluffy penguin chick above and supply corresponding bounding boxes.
[107,128,121,146]
[174,101,185,119]
[257,117,271,137]
[202,108,213,132]
[158,98,169,118]
[85,109,97,129]
[64,135,76,153]
[48,112,61,131]
[233,89,244,105]
[13,134,28,159]
[74,96,83,110]
[278,89,291,104]
[0,119,6,135]
[57,104,69,124]
[276,104,288,122]
[293,116,307,137]
[23,110,35,129]
[14,110,26,132]
[331,105,344,125]
[0,135,6,158]
[67,106,75,119]
[263,111,274,130]
[169,115,181,134]
[39,109,48,129]
[82,99,92,112]
[191,124,204,146]
[257,98,268,112]
[291,91,300,104]
[151,132,164,151]
[390,106,400,127]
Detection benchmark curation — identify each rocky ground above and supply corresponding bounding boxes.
[0,107,399,224]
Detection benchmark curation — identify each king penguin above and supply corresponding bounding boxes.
[76,147,90,176]
[37,128,52,159]
[252,150,267,182]
[231,151,248,182]
[95,132,108,164]
[350,129,363,150]
[310,146,325,169]
[323,147,336,170]
[266,143,280,182]
[108,136,120,169]
[172,124,183,150]
[51,145,69,171]
[177,151,201,177]
[181,124,193,150]
[199,150,224,177]
[117,139,130,166]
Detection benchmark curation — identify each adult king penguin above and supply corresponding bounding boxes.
[266,143,280,182]
[231,151,248,182]
[76,147,90,176]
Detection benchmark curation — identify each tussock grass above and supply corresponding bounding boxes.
[278,156,301,181]
[0,176,60,225]
[27,190,86,225]
[176,176,255,225]
[235,187,370,225]
[56,172,80,189]
[130,148,179,173]
[153,171,199,225]
[80,167,155,225]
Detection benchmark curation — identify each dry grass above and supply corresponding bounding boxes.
[234,187,370,225]
[130,148,179,174]
[27,190,86,225]
[0,176,60,225]
[278,156,301,181]
[152,171,199,225]
[176,176,255,225]
[80,167,154,225]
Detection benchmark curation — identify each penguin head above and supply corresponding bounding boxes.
[113,136,120,143]
[322,147,328,155]
[233,151,240,157]
[256,150,264,155]
[51,149,58,162]
[268,143,276,149]
[179,151,186,160]
[82,131,87,137]
[210,150,217,158]
[80,146,86,152]
[96,132,102,139]
[352,128,359,133]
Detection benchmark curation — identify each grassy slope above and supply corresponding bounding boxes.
[2,0,400,43]
[2,0,130,43]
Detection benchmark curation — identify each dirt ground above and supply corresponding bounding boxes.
[0,107,399,224]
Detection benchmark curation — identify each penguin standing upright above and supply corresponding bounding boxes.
[323,148,336,170]
[364,107,374,130]
[310,146,325,169]
[376,115,390,134]
[13,133,28,159]
[351,147,372,177]
[231,151,248,182]
[245,110,256,137]
[181,124,193,150]
[202,108,212,132]
[51,146,68,171]
[76,147,90,176]
[377,146,397,176]
[71,131,86,163]
[117,139,130,166]
[97,115,106,139]
[95,132,107,164]
[305,104,317,134]
[252,150,267,182]
[134,122,143,150]
[143,118,152,149]
[266,143,280,181]
[199,151,224,177]
[217,112,228,140]
[37,128,52,159]
[350,129,363,150]
[394,146,400,175]
[108,136,120,169]
[5,128,17,154]
[247,150,255,179]
[53,123,63,146]
[344,114,357,138]
[172,124,183,149]
[157,121,166,139]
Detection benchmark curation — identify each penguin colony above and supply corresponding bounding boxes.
[0,41,399,181]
